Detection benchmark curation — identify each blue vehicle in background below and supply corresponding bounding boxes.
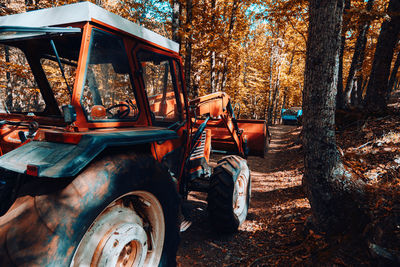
[281,107,302,125]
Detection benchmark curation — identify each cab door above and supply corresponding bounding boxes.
[134,47,189,182]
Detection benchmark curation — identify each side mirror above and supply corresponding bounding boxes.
[62,105,76,124]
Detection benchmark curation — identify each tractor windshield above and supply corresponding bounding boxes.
[0,29,81,116]
[80,29,139,121]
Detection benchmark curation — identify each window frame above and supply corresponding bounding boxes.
[134,47,184,127]
[79,27,141,123]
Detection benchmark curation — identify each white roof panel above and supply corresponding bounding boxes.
[0,1,179,53]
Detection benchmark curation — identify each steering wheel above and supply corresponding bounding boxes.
[106,103,130,119]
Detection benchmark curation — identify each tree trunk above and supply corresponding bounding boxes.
[343,0,374,108]
[364,0,400,113]
[266,53,274,125]
[337,35,345,109]
[336,0,351,110]
[220,0,239,92]
[210,52,216,93]
[304,0,366,234]
[184,0,193,97]
[356,75,365,106]
[172,0,182,45]
[350,78,357,106]
[4,46,12,111]
[209,0,217,93]
[273,87,280,123]
[272,63,282,124]
[388,49,400,96]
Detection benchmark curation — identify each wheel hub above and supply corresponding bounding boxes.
[95,223,148,267]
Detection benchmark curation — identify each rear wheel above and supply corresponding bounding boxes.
[207,155,251,233]
[71,191,166,266]
[0,151,180,267]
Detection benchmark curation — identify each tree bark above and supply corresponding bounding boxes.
[267,50,274,125]
[336,0,351,110]
[337,34,345,109]
[304,0,366,234]
[4,46,12,110]
[184,0,193,97]
[172,0,182,45]
[220,0,239,92]
[271,62,282,124]
[388,49,400,96]
[364,0,400,113]
[343,0,374,108]
[209,0,217,93]
[356,75,365,106]
[273,86,280,123]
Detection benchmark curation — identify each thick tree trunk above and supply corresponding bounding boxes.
[304,0,366,234]
[344,0,374,108]
[364,0,400,113]
[388,49,400,96]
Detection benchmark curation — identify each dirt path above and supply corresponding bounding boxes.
[177,125,310,266]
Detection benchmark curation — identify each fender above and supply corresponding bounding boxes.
[0,128,179,178]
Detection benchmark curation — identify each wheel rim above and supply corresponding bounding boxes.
[233,167,250,223]
[70,191,165,267]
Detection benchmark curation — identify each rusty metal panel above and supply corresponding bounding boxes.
[0,128,178,178]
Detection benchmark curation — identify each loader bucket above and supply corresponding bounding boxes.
[237,119,269,157]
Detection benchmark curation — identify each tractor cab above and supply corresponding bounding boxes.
[0,3,193,196]
[0,2,188,160]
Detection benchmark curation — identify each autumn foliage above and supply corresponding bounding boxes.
[1,0,399,121]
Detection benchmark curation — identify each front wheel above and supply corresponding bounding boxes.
[207,155,251,233]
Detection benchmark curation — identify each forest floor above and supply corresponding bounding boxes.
[176,94,400,266]
[177,125,315,266]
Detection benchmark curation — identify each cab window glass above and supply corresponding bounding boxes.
[81,29,138,121]
[137,50,181,124]
[41,58,76,110]
[0,45,45,113]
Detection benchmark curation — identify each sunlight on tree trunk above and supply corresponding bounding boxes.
[388,49,400,97]
[303,0,367,234]
[364,0,400,113]
[343,0,374,109]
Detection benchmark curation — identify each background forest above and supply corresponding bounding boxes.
[1,0,400,265]
[2,0,398,124]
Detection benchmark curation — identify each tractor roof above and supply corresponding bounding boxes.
[0,1,179,53]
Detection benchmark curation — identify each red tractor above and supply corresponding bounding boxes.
[0,2,269,266]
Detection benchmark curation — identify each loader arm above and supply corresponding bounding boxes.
[189,92,269,158]
[189,92,245,157]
